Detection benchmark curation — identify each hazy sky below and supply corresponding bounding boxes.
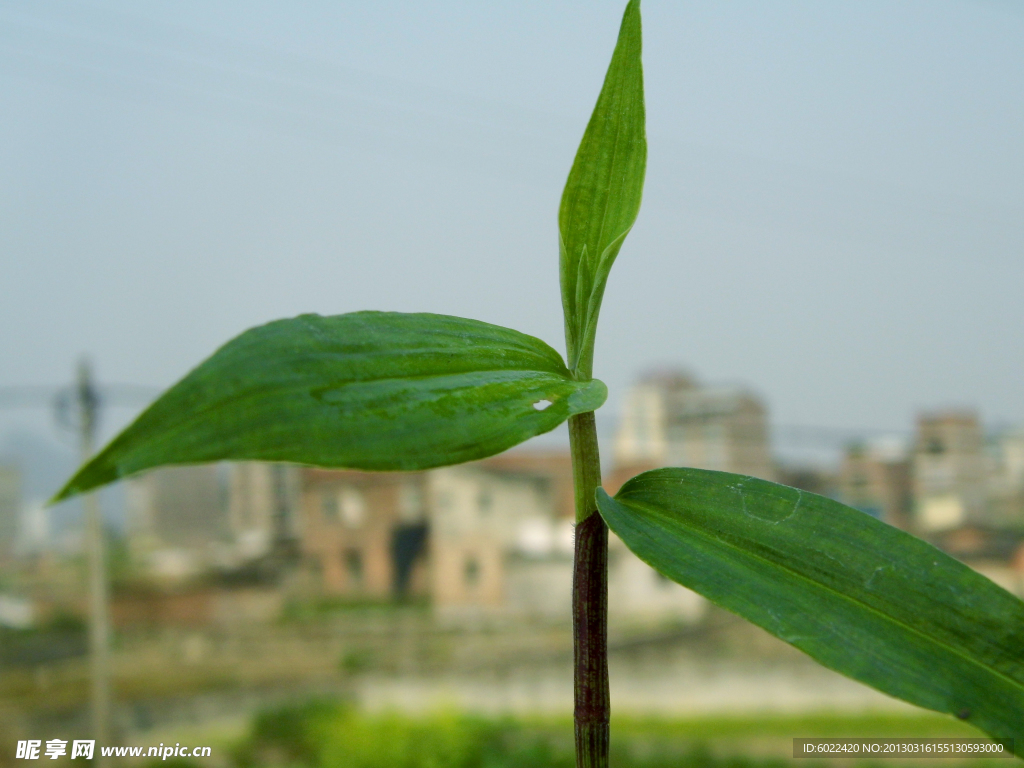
[2,0,1023,456]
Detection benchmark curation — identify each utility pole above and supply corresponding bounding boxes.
[2,372,160,759]
[76,360,111,761]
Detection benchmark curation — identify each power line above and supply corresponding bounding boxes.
[0,384,160,409]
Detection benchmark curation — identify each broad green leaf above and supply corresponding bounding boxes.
[559,0,646,378]
[597,468,1024,744]
[54,312,607,501]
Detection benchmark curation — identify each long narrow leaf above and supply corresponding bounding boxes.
[597,468,1024,744]
[559,0,646,377]
[55,312,607,501]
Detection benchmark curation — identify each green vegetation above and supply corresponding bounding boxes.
[279,595,428,624]
[54,0,1024,764]
[231,701,998,768]
[0,609,86,669]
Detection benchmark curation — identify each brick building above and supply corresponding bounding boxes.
[300,469,429,599]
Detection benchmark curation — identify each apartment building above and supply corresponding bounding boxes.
[615,370,773,480]
[987,427,1024,527]
[228,461,301,560]
[125,462,300,579]
[838,441,912,528]
[912,411,987,532]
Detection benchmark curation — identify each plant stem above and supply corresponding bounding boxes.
[569,410,609,768]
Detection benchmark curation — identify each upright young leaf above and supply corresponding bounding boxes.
[55,312,607,501]
[559,0,646,378]
[597,468,1024,745]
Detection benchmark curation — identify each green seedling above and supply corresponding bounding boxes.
[56,2,1024,765]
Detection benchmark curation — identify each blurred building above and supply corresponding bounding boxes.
[300,451,705,625]
[912,411,988,532]
[987,427,1024,528]
[837,441,912,528]
[126,465,228,580]
[614,370,773,480]
[0,465,20,559]
[924,524,1024,598]
[428,452,574,620]
[298,454,571,612]
[125,462,300,580]
[300,468,429,600]
[775,465,838,499]
[228,462,302,561]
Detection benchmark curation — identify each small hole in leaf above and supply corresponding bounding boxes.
[533,399,553,411]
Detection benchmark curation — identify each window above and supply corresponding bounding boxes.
[341,487,365,528]
[321,492,338,521]
[436,491,453,513]
[477,488,492,516]
[308,556,323,580]
[464,556,480,588]
[706,423,726,470]
[345,549,363,586]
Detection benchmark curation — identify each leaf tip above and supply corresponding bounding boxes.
[50,454,118,506]
[49,477,80,506]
